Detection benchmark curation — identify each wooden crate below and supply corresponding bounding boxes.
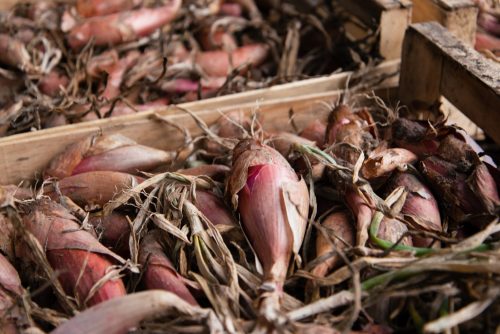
[0,22,497,185]
[412,0,478,45]
[0,61,399,184]
[338,0,478,61]
[399,22,500,143]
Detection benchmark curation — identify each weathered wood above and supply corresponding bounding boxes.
[0,91,340,185]
[412,0,478,45]
[400,22,500,144]
[0,60,400,144]
[337,0,413,60]
[0,55,399,185]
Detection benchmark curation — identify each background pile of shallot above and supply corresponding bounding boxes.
[0,94,499,333]
[0,0,377,137]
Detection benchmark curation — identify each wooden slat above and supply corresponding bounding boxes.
[0,91,341,185]
[399,22,500,144]
[0,0,18,10]
[337,0,412,60]
[412,0,478,45]
[0,60,400,144]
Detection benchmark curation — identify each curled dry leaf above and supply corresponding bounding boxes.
[361,148,417,180]
[195,43,270,77]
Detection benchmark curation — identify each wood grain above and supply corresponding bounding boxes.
[400,22,500,144]
[412,0,478,44]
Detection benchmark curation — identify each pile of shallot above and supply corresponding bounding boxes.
[0,97,499,334]
[0,0,372,137]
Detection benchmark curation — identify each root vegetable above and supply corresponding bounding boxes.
[312,211,354,277]
[22,199,126,307]
[45,134,174,179]
[228,139,309,311]
[89,212,130,256]
[195,44,269,77]
[361,148,417,180]
[139,232,198,305]
[77,0,143,17]
[384,172,441,247]
[68,0,182,49]
[46,171,142,208]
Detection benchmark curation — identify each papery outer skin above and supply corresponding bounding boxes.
[385,172,442,247]
[326,105,376,152]
[361,148,417,180]
[238,164,295,283]
[0,288,19,334]
[391,118,439,158]
[377,218,413,247]
[194,190,237,226]
[22,199,126,307]
[229,139,309,284]
[312,211,354,277]
[139,233,198,306]
[437,135,476,168]
[48,171,142,207]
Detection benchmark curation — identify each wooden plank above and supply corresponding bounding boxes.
[399,22,500,144]
[412,0,478,45]
[0,0,18,10]
[0,91,341,185]
[0,60,400,143]
[337,0,412,60]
